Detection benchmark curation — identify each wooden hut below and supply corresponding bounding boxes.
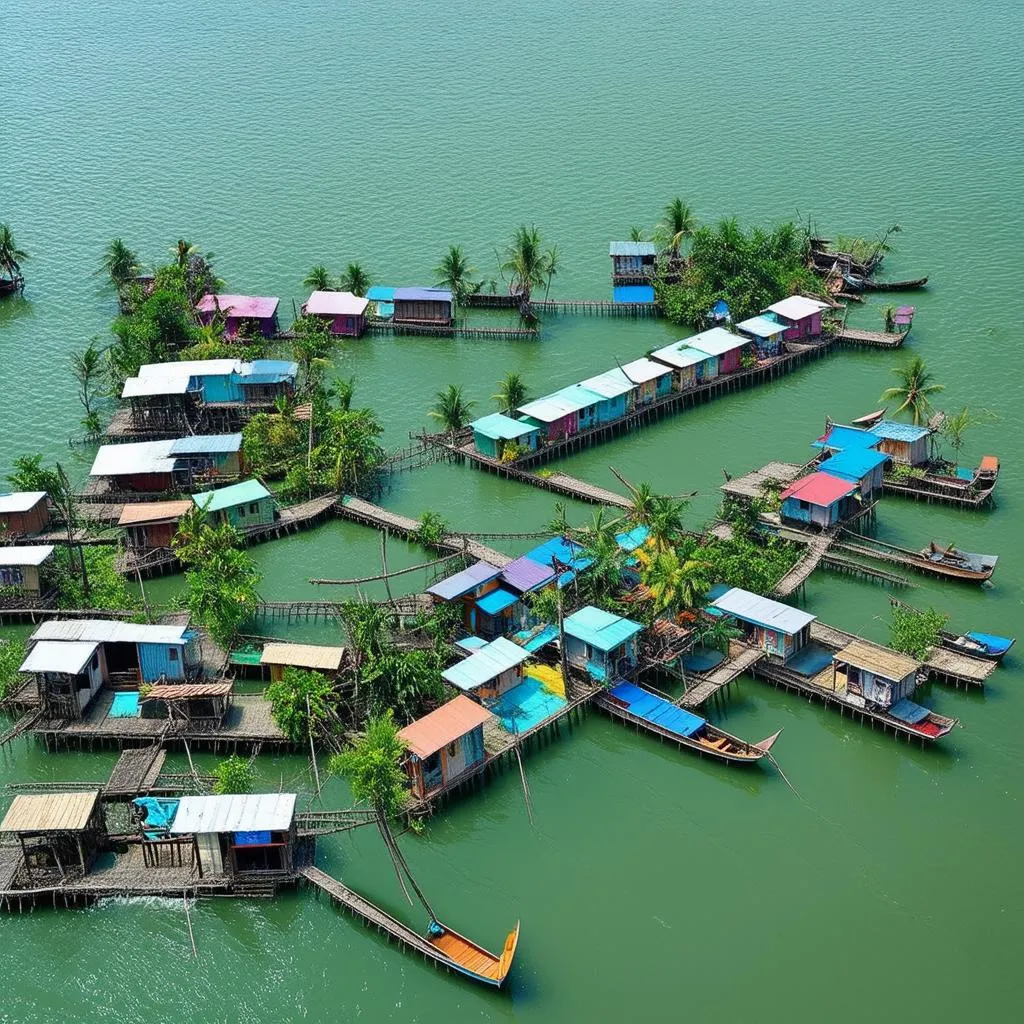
[90,435,243,494]
[166,793,298,877]
[302,290,370,337]
[562,606,644,682]
[0,791,107,884]
[393,287,454,327]
[817,448,889,502]
[517,393,580,441]
[735,315,788,358]
[650,340,718,389]
[578,370,638,424]
[195,294,280,339]
[0,545,54,598]
[609,241,656,282]
[470,413,541,460]
[399,696,493,800]
[140,680,233,727]
[779,472,861,528]
[831,639,920,710]
[121,370,199,431]
[259,643,345,683]
[685,327,752,375]
[710,588,815,664]
[118,500,192,555]
[868,420,932,466]
[762,295,829,340]
[20,639,105,719]
[442,637,531,701]
[192,479,275,530]
[619,357,673,406]
[426,560,504,634]
[0,491,50,539]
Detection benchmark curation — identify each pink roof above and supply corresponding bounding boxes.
[781,472,858,506]
[303,290,370,316]
[196,294,279,319]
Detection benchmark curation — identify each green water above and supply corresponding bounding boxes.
[3,0,1023,1019]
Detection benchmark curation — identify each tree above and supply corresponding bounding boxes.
[71,340,105,434]
[638,547,710,615]
[647,495,688,552]
[53,547,137,611]
[434,245,479,304]
[0,223,28,288]
[329,712,408,817]
[415,510,449,548]
[880,355,945,425]
[289,314,334,393]
[338,262,371,297]
[98,238,140,294]
[889,603,948,659]
[694,616,741,654]
[5,454,51,492]
[493,372,528,415]
[429,384,476,439]
[629,226,646,242]
[577,512,627,606]
[0,639,27,702]
[213,754,255,795]
[172,239,220,303]
[941,406,974,466]
[657,198,696,258]
[500,225,555,302]
[304,264,333,291]
[543,245,560,299]
[266,667,340,743]
[882,304,896,333]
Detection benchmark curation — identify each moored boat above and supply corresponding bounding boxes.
[942,630,1015,661]
[886,698,957,739]
[427,919,520,987]
[917,541,998,583]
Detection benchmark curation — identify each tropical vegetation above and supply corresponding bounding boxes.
[267,667,342,744]
[0,223,28,288]
[338,262,371,297]
[429,383,475,438]
[434,245,480,304]
[493,371,528,415]
[500,225,559,302]
[0,639,27,702]
[880,355,944,425]
[889,603,948,659]
[212,755,255,795]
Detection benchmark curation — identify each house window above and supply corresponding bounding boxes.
[168,648,179,662]
[90,653,99,671]
[447,741,458,757]
[798,499,811,511]
[249,503,258,514]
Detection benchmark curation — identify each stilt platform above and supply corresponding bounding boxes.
[102,746,168,799]
[679,645,764,708]
[834,327,907,348]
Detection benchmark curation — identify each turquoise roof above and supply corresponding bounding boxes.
[193,479,272,513]
[442,636,530,691]
[471,413,540,441]
[563,606,643,652]
[475,587,520,615]
[870,420,932,442]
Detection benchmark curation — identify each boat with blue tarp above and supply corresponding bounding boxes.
[942,630,1014,661]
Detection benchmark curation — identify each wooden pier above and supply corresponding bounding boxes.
[772,529,837,598]
[833,326,907,349]
[881,473,994,509]
[366,321,538,341]
[529,299,660,317]
[678,645,764,708]
[102,747,168,799]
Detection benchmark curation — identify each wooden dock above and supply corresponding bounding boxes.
[772,529,837,598]
[834,326,907,349]
[366,321,538,341]
[678,645,764,708]
[881,474,994,509]
[529,299,660,317]
[102,746,167,798]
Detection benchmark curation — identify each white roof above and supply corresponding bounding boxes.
[736,315,787,338]
[765,295,829,321]
[304,290,370,316]
[138,359,237,378]
[578,369,637,400]
[21,640,99,675]
[650,342,715,369]
[121,373,192,398]
[169,793,297,834]
[442,636,531,691]
[620,357,671,384]
[685,327,751,357]
[518,395,580,422]
[0,545,54,567]
[711,587,816,635]
[0,492,46,514]
[32,618,190,646]
[90,440,177,477]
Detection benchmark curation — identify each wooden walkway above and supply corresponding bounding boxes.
[367,321,538,340]
[103,747,167,798]
[772,529,837,598]
[881,474,993,509]
[679,645,764,708]
[834,327,906,348]
[529,299,660,317]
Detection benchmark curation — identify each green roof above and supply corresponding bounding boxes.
[192,479,272,513]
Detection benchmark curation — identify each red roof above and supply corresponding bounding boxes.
[398,695,493,758]
[781,472,857,506]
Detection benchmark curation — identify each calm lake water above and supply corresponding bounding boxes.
[3,0,1023,1020]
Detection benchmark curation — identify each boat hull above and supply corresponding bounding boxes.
[427,920,520,988]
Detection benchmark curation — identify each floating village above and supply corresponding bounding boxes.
[0,215,1013,990]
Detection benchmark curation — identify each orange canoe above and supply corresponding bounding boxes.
[427,920,520,987]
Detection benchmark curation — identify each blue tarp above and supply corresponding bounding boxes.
[234,830,271,846]
[490,677,567,734]
[811,425,880,453]
[964,631,1014,655]
[609,682,706,738]
[133,797,180,839]
[612,285,656,304]
[889,698,931,724]
[110,691,140,717]
[521,624,559,653]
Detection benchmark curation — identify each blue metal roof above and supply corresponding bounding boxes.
[609,682,706,738]
[471,413,540,441]
[523,537,592,587]
[563,606,643,652]
[812,425,881,452]
[366,286,396,301]
[475,587,520,616]
[442,636,531,691]
[394,287,452,303]
[455,636,488,652]
[615,525,649,552]
[240,360,297,378]
[612,285,656,304]
[169,433,242,455]
[818,448,890,482]
[870,420,932,442]
[192,479,272,512]
[426,561,503,600]
[609,241,657,257]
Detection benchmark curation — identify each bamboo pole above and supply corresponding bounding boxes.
[183,891,198,958]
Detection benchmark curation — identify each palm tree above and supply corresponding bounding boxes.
[493,372,528,415]
[0,223,28,289]
[629,226,646,242]
[434,245,478,304]
[500,225,552,302]
[880,356,945,425]
[881,304,896,333]
[941,406,974,467]
[429,384,476,439]
[657,198,696,258]
[98,238,140,293]
[647,494,688,552]
[640,548,710,615]
[303,264,333,291]
[543,246,560,299]
[338,262,371,297]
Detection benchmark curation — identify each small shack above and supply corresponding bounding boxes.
[0,791,107,884]
[609,241,657,281]
[192,479,275,530]
[195,294,280,339]
[167,793,298,877]
[232,360,298,405]
[442,636,531,700]
[366,285,395,319]
[499,555,556,598]
[762,295,829,339]
[259,643,345,682]
[817,448,889,501]
[578,370,638,424]
[0,491,50,539]
[427,560,504,634]
[685,327,752,374]
[399,695,493,800]
[0,545,54,598]
[302,290,370,337]
[168,434,244,486]
[619,357,673,405]
[868,420,932,466]
[710,588,815,663]
[735,315,788,358]
[779,472,861,527]
[90,435,243,493]
[522,536,591,587]
[21,639,104,718]
[470,413,541,460]
[831,639,920,710]
[393,287,454,327]
[650,340,719,388]
[562,606,644,682]
[118,500,192,554]
[517,392,581,441]
[140,680,233,727]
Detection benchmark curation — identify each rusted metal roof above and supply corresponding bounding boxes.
[0,791,100,832]
[399,695,494,759]
[117,500,194,527]
[259,643,345,671]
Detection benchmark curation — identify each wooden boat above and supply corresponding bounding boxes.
[886,704,958,740]
[917,541,998,582]
[427,919,520,987]
[843,273,929,292]
[852,408,886,427]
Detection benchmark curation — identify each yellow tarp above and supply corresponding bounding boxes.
[527,664,565,699]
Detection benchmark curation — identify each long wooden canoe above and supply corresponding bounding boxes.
[428,920,520,987]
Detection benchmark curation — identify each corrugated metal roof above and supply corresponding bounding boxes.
[550,384,605,412]
[609,241,657,257]
[366,286,396,301]
[711,588,816,634]
[471,413,540,441]
[139,359,237,378]
[0,544,54,566]
[90,440,177,477]
[121,373,193,398]
[393,287,452,304]
[523,537,592,586]
[20,640,99,675]
[117,500,193,526]
[517,394,579,422]
[764,295,829,321]
[780,472,858,506]
[442,637,531,691]
[170,793,297,834]
[455,636,488,652]
[236,359,297,380]
[0,491,46,514]
[615,526,649,552]
[650,342,716,369]
[812,425,881,452]
[578,369,637,400]
[0,791,100,833]
[303,290,370,316]
[500,555,555,594]
[427,560,503,600]
[736,315,787,338]
[169,434,242,456]
[563,606,644,652]
[870,420,932,442]
[818,449,890,481]
[192,479,272,512]
[685,327,751,356]
[475,587,520,615]
[835,638,920,681]
[612,285,656,304]
[32,619,190,645]
[260,643,345,671]
[195,294,279,318]
[144,681,233,699]
[398,695,494,758]
[619,357,672,384]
